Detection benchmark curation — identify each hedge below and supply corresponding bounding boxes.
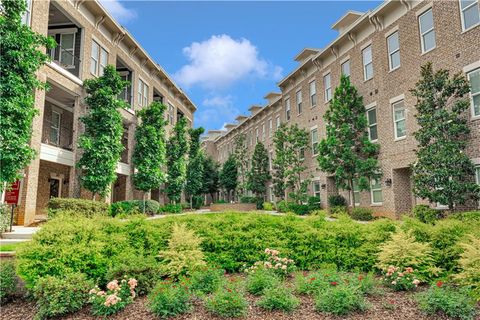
[47,198,109,218]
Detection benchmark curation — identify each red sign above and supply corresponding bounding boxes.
[5,180,20,205]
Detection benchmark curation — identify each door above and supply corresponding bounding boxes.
[49,178,61,199]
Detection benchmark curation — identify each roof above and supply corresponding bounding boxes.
[331,10,364,33]
[294,48,321,62]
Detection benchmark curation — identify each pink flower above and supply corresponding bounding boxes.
[398,272,404,277]
[97,290,106,296]
[391,281,397,285]
[281,265,287,270]
[405,267,414,273]
[89,288,97,295]
[436,281,443,288]
[104,294,121,307]
[412,279,420,286]
[107,280,119,291]
[128,278,138,289]
[330,281,338,286]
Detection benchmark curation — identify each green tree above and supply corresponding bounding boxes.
[132,101,167,208]
[185,127,205,208]
[411,63,480,210]
[233,134,249,196]
[202,156,220,203]
[0,0,56,190]
[78,66,128,199]
[272,124,310,203]
[220,154,238,201]
[317,75,380,207]
[247,142,271,201]
[166,117,189,204]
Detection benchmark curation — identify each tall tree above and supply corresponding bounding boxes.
[317,75,380,207]
[272,123,310,203]
[166,117,189,204]
[220,154,238,202]
[0,0,55,190]
[78,66,128,199]
[132,101,167,207]
[411,63,480,210]
[247,142,271,201]
[202,156,220,203]
[185,127,205,208]
[233,133,248,196]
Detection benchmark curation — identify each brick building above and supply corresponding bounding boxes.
[6,0,196,225]
[202,0,480,217]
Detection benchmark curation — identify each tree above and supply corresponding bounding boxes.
[317,75,380,207]
[202,156,220,203]
[166,117,189,204]
[247,142,271,201]
[220,154,237,201]
[0,0,55,190]
[78,66,128,199]
[185,127,205,208]
[411,63,480,210]
[233,134,249,196]
[272,123,310,203]
[132,101,167,208]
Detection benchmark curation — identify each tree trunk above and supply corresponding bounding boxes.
[349,179,356,209]
[190,195,193,210]
[143,192,147,214]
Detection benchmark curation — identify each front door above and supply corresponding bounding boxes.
[49,178,61,199]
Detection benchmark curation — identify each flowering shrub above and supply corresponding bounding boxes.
[245,267,280,295]
[315,284,368,315]
[89,278,137,316]
[295,270,376,295]
[188,265,224,295]
[382,266,420,291]
[205,279,248,318]
[257,285,299,312]
[148,279,192,318]
[417,285,477,320]
[245,248,295,278]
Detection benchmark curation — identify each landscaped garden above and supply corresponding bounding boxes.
[1,200,479,319]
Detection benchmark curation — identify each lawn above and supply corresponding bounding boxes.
[0,243,20,252]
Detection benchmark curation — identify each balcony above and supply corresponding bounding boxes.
[41,103,74,151]
[120,126,129,164]
[48,45,82,79]
[117,58,133,109]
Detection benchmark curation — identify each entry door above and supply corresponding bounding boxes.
[49,178,61,198]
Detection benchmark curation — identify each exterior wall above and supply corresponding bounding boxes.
[204,0,480,218]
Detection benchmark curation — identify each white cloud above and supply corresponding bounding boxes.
[174,34,283,90]
[99,0,137,24]
[195,95,240,129]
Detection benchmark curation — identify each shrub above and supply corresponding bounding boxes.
[382,266,420,291]
[188,266,224,295]
[257,285,299,312]
[245,267,280,295]
[47,198,109,218]
[417,285,476,320]
[351,207,374,221]
[455,236,480,301]
[288,203,310,215]
[0,260,17,304]
[205,281,248,318]
[111,200,160,216]
[158,223,206,278]
[245,248,295,278]
[0,204,10,233]
[328,195,347,207]
[240,196,257,204]
[33,273,93,319]
[276,200,291,213]
[262,202,274,211]
[137,200,160,215]
[89,278,137,316]
[160,204,182,214]
[105,254,160,296]
[413,205,439,224]
[314,284,367,315]
[215,199,227,204]
[148,280,191,318]
[329,205,348,216]
[449,211,480,222]
[307,196,321,210]
[296,270,376,296]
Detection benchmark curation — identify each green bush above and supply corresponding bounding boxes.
[257,285,299,312]
[455,237,480,301]
[48,198,109,218]
[417,285,476,320]
[89,278,136,316]
[205,280,248,318]
[0,204,10,233]
[262,202,274,211]
[276,200,291,213]
[33,273,93,319]
[110,200,160,216]
[449,211,480,222]
[0,260,17,304]
[148,280,191,319]
[240,196,257,204]
[288,203,310,215]
[307,196,321,211]
[245,267,280,295]
[315,284,367,315]
[214,199,227,204]
[328,195,347,207]
[413,205,439,224]
[188,266,224,295]
[351,207,374,221]
[160,204,182,214]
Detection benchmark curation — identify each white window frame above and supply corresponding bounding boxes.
[362,45,373,81]
[22,0,32,26]
[59,33,76,69]
[387,31,401,71]
[262,123,266,141]
[366,105,378,142]
[311,128,319,156]
[268,119,273,137]
[370,178,383,205]
[50,110,61,145]
[313,180,321,199]
[276,116,281,129]
[418,8,436,53]
[393,100,407,140]
[324,73,332,102]
[296,90,303,114]
[90,40,108,76]
[138,78,149,108]
[309,80,317,107]
[467,68,480,118]
[341,60,350,77]
[269,151,273,170]
[168,103,175,125]
[459,0,480,31]
[285,99,291,120]
[353,180,361,206]
[255,127,259,143]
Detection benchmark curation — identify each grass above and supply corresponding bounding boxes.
[0,243,21,252]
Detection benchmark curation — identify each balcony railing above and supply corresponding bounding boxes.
[48,45,81,78]
[41,119,74,151]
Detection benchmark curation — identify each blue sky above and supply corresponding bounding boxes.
[100,1,382,130]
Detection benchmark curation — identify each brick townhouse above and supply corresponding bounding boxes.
[5,0,196,225]
[202,0,480,218]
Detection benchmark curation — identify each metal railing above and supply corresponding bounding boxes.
[41,119,74,151]
[48,45,81,77]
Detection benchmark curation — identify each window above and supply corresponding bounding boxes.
[313,181,321,199]
[353,180,360,206]
[393,100,406,139]
[311,128,319,156]
[276,116,281,129]
[460,0,480,30]
[309,81,317,107]
[138,79,149,107]
[285,99,291,120]
[50,111,61,145]
[362,45,373,80]
[324,73,332,102]
[250,130,253,146]
[58,33,76,69]
[21,0,32,25]
[168,103,175,125]
[255,128,259,143]
[262,123,266,141]
[467,68,480,117]
[370,178,383,204]
[341,60,350,77]
[90,40,108,76]
[387,31,401,70]
[300,147,305,161]
[367,108,378,142]
[268,119,273,137]
[296,90,303,114]
[269,151,273,170]
[419,9,436,53]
